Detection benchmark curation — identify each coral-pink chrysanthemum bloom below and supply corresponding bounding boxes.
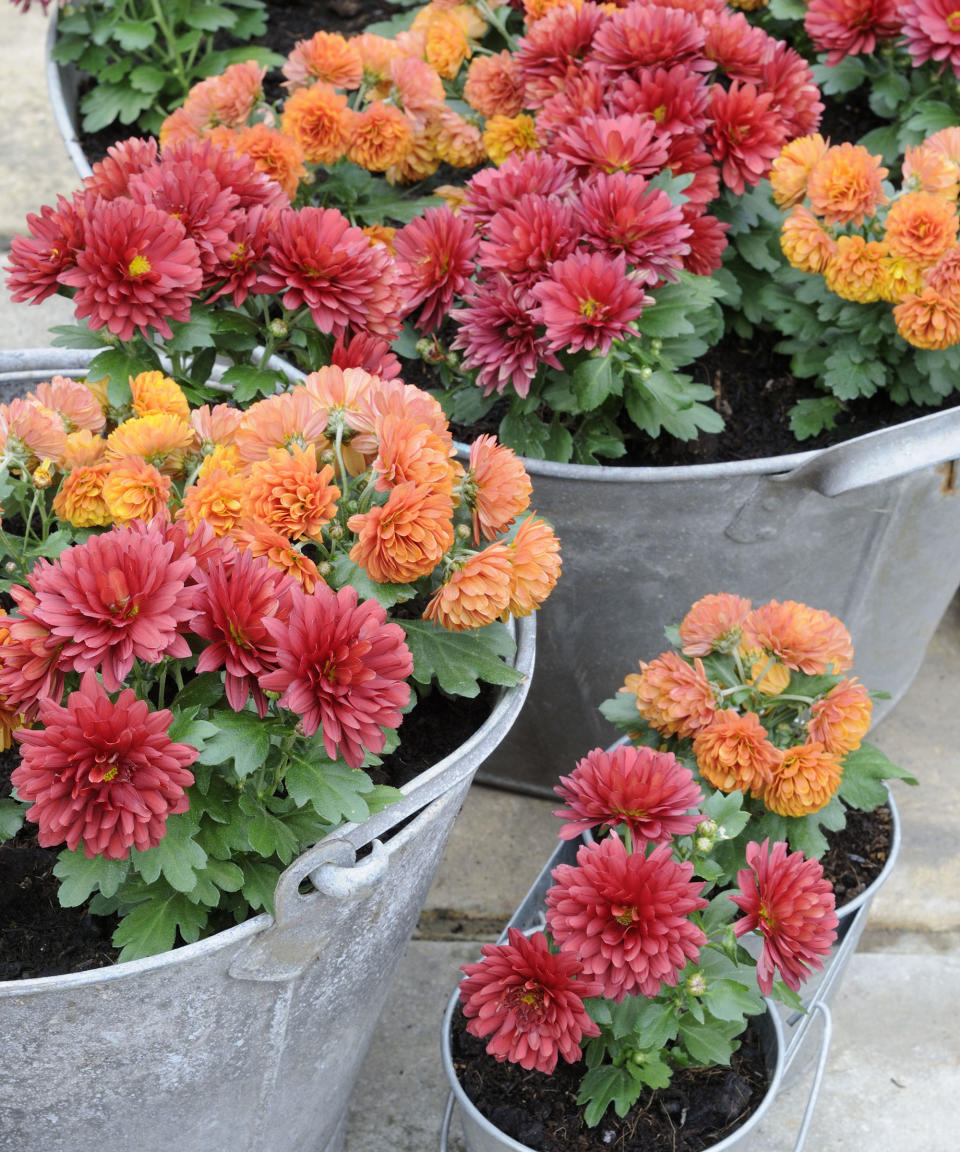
[58,197,203,342]
[901,0,960,76]
[805,0,901,66]
[708,81,789,195]
[5,192,87,305]
[807,677,873,757]
[514,2,608,108]
[742,599,854,674]
[554,113,672,177]
[12,672,197,860]
[553,744,703,845]
[627,649,718,739]
[546,835,708,1001]
[463,151,576,226]
[591,4,709,74]
[759,43,825,142]
[532,250,652,355]
[83,136,160,202]
[682,206,730,276]
[679,592,753,655]
[477,193,580,287]
[25,525,199,692]
[260,584,413,768]
[393,205,479,333]
[191,549,296,718]
[459,927,602,1074]
[729,838,838,994]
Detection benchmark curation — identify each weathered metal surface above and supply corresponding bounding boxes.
[0,347,537,1152]
[470,407,960,795]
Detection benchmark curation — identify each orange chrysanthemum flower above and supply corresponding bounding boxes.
[52,462,113,528]
[781,205,837,274]
[0,398,67,466]
[130,370,190,423]
[363,223,398,252]
[389,55,446,129]
[281,82,352,166]
[893,287,960,349]
[101,457,173,524]
[31,375,105,435]
[181,60,265,131]
[623,651,717,740]
[433,108,486,168]
[106,413,195,476]
[924,244,960,297]
[903,143,960,200]
[178,468,247,536]
[234,388,329,464]
[525,0,584,18]
[692,709,783,795]
[352,32,402,94]
[505,516,561,617]
[763,742,843,817]
[806,142,888,226]
[679,592,753,656]
[386,120,442,186]
[823,234,889,303]
[347,102,415,172]
[190,402,245,450]
[423,543,514,631]
[370,377,453,450]
[880,253,927,303]
[229,123,307,201]
[483,114,540,166]
[742,600,853,675]
[232,518,322,592]
[807,678,873,757]
[770,134,829,209]
[244,445,341,541]
[739,647,792,696]
[883,191,959,267]
[464,50,525,118]
[464,434,532,544]
[373,414,455,495]
[348,481,454,584]
[61,429,108,471]
[423,11,473,79]
[282,30,364,91]
[922,126,960,173]
[432,184,471,213]
[197,442,242,480]
[0,697,23,753]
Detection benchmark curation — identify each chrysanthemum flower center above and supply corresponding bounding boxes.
[128,254,152,278]
[230,243,248,264]
[949,11,960,30]
[612,903,639,926]
[652,104,667,123]
[503,983,545,1022]
[579,297,600,318]
[99,568,139,619]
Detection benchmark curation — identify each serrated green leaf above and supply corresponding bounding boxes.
[246,804,301,864]
[219,364,285,403]
[678,1014,739,1065]
[240,858,283,914]
[789,396,843,440]
[544,419,574,462]
[599,689,644,731]
[629,1053,673,1090]
[329,554,415,607]
[196,710,272,778]
[49,324,115,351]
[811,56,867,97]
[53,850,130,906]
[284,756,374,825]
[823,350,886,399]
[132,819,207,893]
[498,407,551,458]
[703,979,763,1022]
[128,63,167,94]
[401,619,523,695]
[571,356,616,410]
[578,1065,640,1125]
[839,741,916,810]
[165,310,216,353]
[170,671,227,713]
[87,347,159,406]
[113,890,210,960]
[0,798,25,840]
[113,20,157,50]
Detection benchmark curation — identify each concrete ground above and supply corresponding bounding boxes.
[1,5,958,1150]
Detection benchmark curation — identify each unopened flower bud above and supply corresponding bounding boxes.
[630,1051,645,1066]
[327,522,345,540]
[698,818,718,838]
[695,836,713,853]
[317,561,333,578]
[415,337,446,364]
[319,448,336,467]
[638,365,653,381]
[686,973,707,996]
[455,522,471,540]
[268,318,288,339]
[32,459,54,489]
[649,338,663,355]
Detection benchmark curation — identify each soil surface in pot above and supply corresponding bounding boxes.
[451,1004,770,1152]
[0,680,494,980]
[820,801,892,908]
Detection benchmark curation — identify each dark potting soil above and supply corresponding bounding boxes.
[0,679,496,979]
[819,800,892,907]
[451,1004,770,1152]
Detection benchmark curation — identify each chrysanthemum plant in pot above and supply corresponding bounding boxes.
[0,354,560,963]
[441,743,840,1151]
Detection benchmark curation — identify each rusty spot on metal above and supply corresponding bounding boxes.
[938,460,958,495]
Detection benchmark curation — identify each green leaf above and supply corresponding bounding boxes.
[628,1053,673,1091]
[498,407,551,458]
[571,356,617,410]
[822,351,886,400]
[599,689,643,731]
[113,20,157,50]
[789,396,844,440]
[170,671,226,712]
[544,419,574,463]
[624,370,723,441]
[131,817,208,893]
[196,710,272,778]
[839,741,917,810]
[113,890,210,961]
[240,857,283,913]
[329,555,416,608]
[49,323,116,351]
[218,364,284,403]
[165,310,216,353]
[735,228,781,274]
[284,756,374,825]
[704,979,764,1022]
[88,347,159,406]
[53,850,129,905]
[811,56,866,97]
[578,1065,640,1125]
[246,803,301,864]
[0,798,25,840]
[127,64,167,95]
[867,69,911,118]
[678,1014,739,1066]
[185,3,239,31]
[905,100,960,137]
[401,619,524,696]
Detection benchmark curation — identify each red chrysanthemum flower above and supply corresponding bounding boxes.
[205,203,278,307]
[329,331,400,381]
[701,10,772,81]
[452,275,561,397]
[393,205,479,333]
[83,137,159,201]
[805,0,901,65]
[546,835,708,1001]
[260,583,413,768]
[901,0,960,76]
[191,549,295,717]
[681,206,730,276]
[258,205,402,339]
[12,672,197,860]
[463,150,576,226]
[6,192,87,305]
[742,599,854,674]
[730,838,838,994]
[532,250,651,355]
[554,744,703,845]
[514,2,608,108]
[161,136,289,213]
[759,43,824,142]
[592,4,709,74]
[477,193,580,287]
[610,64,711,137]
[554,113,672,177]
[25,525,198,692]
[708,81,788,195]
[58,197,203,342]
[458,927,602,1074]
[0,583,68,719]
[576,171,691,285]
[679,592,753,655]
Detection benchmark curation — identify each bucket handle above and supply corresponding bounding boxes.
[438,1003,833,1152]
[772,407,960,498]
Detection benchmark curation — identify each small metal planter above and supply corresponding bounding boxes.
[0,350,538,1152]
[45,5,93,182]
[438,837,831,1152]
[469,407,960,797]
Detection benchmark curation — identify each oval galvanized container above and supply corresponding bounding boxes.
[0,351,537,1152]
[471,407,960,795]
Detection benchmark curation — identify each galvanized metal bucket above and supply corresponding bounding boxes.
[470,408,960,796]
[45,6,95,182]
[0,350,538,1152]
[438,836,832,1152]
